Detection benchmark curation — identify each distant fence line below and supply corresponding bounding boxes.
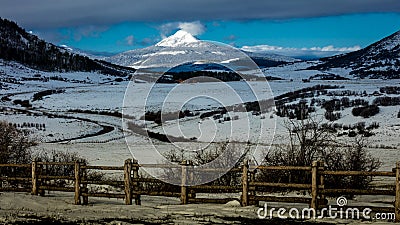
[0,159,399,222]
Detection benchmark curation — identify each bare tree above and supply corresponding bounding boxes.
[160,142,247,187]
[0,121,36,164]
[0,121,99,187]
[322,136,381,192]
[260,117,381,194]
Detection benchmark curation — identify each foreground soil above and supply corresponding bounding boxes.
[0,192,395,224]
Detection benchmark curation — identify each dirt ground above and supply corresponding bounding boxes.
[0,192,397,224]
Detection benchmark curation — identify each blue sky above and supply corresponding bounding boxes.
[40,13,400,56]
[2,0,399,57]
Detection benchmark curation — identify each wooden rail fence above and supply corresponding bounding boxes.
[0,159,399,222]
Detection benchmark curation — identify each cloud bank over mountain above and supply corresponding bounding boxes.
[158,21,206,38]
[242,44,361,59]
[1,0,400,28]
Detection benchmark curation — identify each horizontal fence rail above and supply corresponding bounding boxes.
[0,159,399,222]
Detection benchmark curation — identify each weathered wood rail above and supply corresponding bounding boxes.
[0,160,399,222]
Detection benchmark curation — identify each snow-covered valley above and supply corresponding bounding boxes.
[1,58,399,170]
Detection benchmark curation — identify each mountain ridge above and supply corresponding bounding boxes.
[309,30,400,79]
[0,18,134,76]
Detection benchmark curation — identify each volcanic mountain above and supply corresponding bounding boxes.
[107,30,296,69]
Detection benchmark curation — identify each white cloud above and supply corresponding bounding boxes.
[242,45,286,52]
[224,34,237,41]
[125,35,135,46]
[308,45,361,52]
[177,21,205,36]
[72,25,109,41]
[158,21,206,38]
[241,44,361,58]
[4,0,399,29]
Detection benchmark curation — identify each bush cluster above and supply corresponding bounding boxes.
[259,118,381,196]
[352,105,380,118]
[32,89,65,101]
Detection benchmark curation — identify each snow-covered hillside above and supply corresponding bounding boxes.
[1,57,399,155]
[310,30,400,79]
[0,18,399,156]
[0,18,133,76]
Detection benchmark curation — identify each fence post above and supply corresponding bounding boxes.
[395,161,400,223]
[74,160,81,205]
[37,163,46,197]
[319,161,325,209]
[181,160,188,204]
[82,161,88,205]
[132,158,141,205]
[242,160,249,206]
[187,160,195,201]
[124,159,133,205]
[250,169,257,205]
[311,161,318,211]
[31,159,38,195]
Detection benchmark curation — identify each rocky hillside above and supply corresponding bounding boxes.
[309,30,400,79]
[0,18,134,76]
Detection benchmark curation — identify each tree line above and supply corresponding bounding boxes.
[0,18,134,76]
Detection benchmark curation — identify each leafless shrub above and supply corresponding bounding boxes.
[0,121,36,184]
[138,170,180,193]
[34,150,104,187]
[0,121,103,188]
[0,120,36,164]
[260,117,381,196]
[161,142,247,187]
[322,136,381,193]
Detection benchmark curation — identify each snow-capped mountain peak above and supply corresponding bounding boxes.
[155,30,199,47]
[107,29,296,69]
